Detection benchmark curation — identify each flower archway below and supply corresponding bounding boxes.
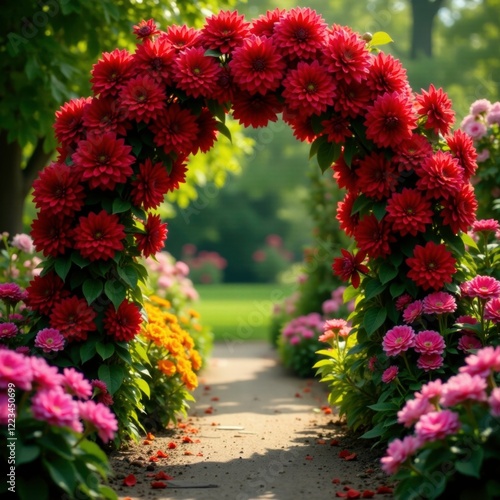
[24,7,481,448]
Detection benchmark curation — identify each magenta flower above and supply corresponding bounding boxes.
[0,350,33,390]
[489,388,500,417]
[465,275,500,300]
[0,283,25,305]
[459,346,500,377]
[415,410,460,442]
[422,291,456,314]
[34,328,65,353]
[0,393,12,425]
[472,219,499,234]
[380,435,422,475]
[457,334,482,352]
[417,353,444,372]
[31,388,81,431]
[402,300,423,324]
[62,368,93,400]
[382,365,399,383]
[30,356,62,391]
[382,325,415,356]
[78,400,118,442]
[0,322,18,339]
[441,373,487,407]
[395,293,412,311]
[485,297,500,323]
[413,330,445,355]
[418,379,444,403]
[397,397,433,427]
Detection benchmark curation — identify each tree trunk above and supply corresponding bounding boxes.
[410,0,445,59]
[0,131,52,237]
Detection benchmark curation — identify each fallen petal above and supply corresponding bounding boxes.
[123,474,137,487]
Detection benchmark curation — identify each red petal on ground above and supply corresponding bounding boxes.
[204,385,211,391]
[156,450,169,458]
[151,481,167,489]
[143,439,152,445]
[184,451,194,456]
[362,491,375,498]
[365,468,375,474]
[167,442,177,449]
[344,453,357,461]
[204,407,214,414]
[182,436,194,443]
[155,471,174,480]
[123,474,137,487]
[149,456,159,462]
[197,452,204,456]
[178,422,188,429]
[376,486,393,494]
[322,406,333,414]
[338,449,352,458]
[305,455,313,460]
[330,439,340,446]
[211,396,220,401]
[347,489,361,499]
[332,478,341,484]
[146,432,155,440]
[303,387,311,393]
[295,392,302,398]
[335,493,347,498]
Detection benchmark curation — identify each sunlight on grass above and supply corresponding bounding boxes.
[195,283,295,342]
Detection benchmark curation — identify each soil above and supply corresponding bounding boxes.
[109,341,395,500]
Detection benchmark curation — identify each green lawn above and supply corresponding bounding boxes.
[194,283,295,342]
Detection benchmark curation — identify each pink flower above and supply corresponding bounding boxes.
[457,334,482,352]
[367,356,377,372]
[485,297,500,323]
[62,368,93,400]
[0,283,25,305]
[415,410,460,442]
[441,373,487,407]
[0,393,11,424]
[402,300,423,324]
[465,275,500,300]
[472,219,500,234]
[422,291,456,314]
[417,379,444,403]
[382,365,399,383]
[78,400,118,442]
[30,356,62,391]
[395,293,412,311]
[417,353,444,372]
[11,233,34,253]
[380,435,422,475]
[469,99,491,115]
[382,325,415,356]
[31,388,81,431]
[397,397,433,427]
[34,328,65,353]
[413,330,445,355]
[0,350,33,390]
[0,322,18,339]
[489,387,500,417]
[455,315,478,333]
[459,346,500,377]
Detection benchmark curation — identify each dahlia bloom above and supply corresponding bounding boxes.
[397,397,433,428]
[382,366,399,383]
[485,297,500,323]
[131,159,170,210]
[365,52,410,98]
[380,435,422,475]
[133,38,176,85]
[200,10,250,54]
[135,214,168,258]
[53,97,91,146]
[413,330,445,355]
[321,114,353,144]
[440,373,487,407]
[356,152,398,201]
[395,293,413,312]
[133,19,160,40]
[440,183,478,234]
[464,275,500,300]
[459,346,500,377]
[336,191,359,237]
[62,367,93,400]
[414,409,460,442]
[382,325,415,357]
[422,291,456,314]
[353,214,395,260]
[415,84,455,136]
[457,334,482,352]
[78,400,118,442]
[103,300,143,342]
[25,272,70,316]
[472,219,500,234]
[31,212,74,257]
[446,128,477,178]
[406,242,456,291]
[232,91,283,128]
[82,96,130,136]
[250,8,286,37]
[31,388,81,431]
[192,109,219,154]
[0,350,33,390]
[332,249,369,289]
[50,296,97,342]
[0,283,25,306]
[392,133,433,172]
[417,353,444,372]
[73,210,125,262]
[402,300,423,324]
[418,379,444,403]
[34,328,65,353]
[90,48,135,98]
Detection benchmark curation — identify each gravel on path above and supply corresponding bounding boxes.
[110,341,394,500]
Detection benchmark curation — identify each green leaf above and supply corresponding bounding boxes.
[360,423,384,439]
[96,341,115,360]
[455,446,484,478]
[317,141,341,172]
[135,377,150,398]
[104,280,126,310]
[309,135,326,159]
[461,231,479,251]
[112,198,131,214]
[80,337,97,364]
[390,281,406,298]
[372,201,386,222]
[351,194,372,216]
[370,31,394,46]
[364,277,387,300]
[117,264,139,289]
[368,401,399,412]
[206,99,226,123]
[54,257,72,281]
[98,364,125,394]
[204,49,223,58]
[216,121,232,142]
[379,262,398,284]
[364,307,387,335]
[343,285,359,303]
[343,138,357,167]
[16,444,40,465]
[82,278,103,304]
[43,456,77,495]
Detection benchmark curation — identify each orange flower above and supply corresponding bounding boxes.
[158,359,176,376]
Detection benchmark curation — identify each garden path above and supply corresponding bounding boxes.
[111,341,394,500]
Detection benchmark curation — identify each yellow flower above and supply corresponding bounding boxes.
[151,295,172,309]
[188,308,200,318]
[182,370,198,391]
[190,350,202,371]
[158,359,177,376]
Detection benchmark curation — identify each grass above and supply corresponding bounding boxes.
[194,283,295,342]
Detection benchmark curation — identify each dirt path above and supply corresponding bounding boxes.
[110,341,394,499]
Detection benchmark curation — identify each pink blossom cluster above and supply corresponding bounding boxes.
[0,349,117,442]
[282,312,324,345]
[321,286,355,315]
[381,346,500,475]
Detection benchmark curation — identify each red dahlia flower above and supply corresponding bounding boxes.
[82,96,130,136]
[356,152,398,201]
[50,296,97,342]
[385,188,434,237]
[354,214,395,259]
[135,214,168,258]
[321,114,353,144]
[282,60,337,116]
[283,111,318,143]
[229,35,286,95]
[193,109,219,154]
[103,300,143,342]
[200,10,250,54]
[332,249,369,289]
[25,272,70,315]
[166,157,188,192]
[72,132,135,191]
[133,19,160,40]
[211,66,236,104]
[151,103,199,155]
[32,162,86,217]
[440,182,478,234]
[273,7,328,61]
[31,212,74,257]
[332,80,372,119]
[415,84,455,136]
[331,156,359,192]
[73,210,125,261]
[366,52,410,99]
[173,46,223,99]
[250,8,286,37]
[232,91,283,128]
[406,241,456,291]
[90,48,135,98]
[54,97,91,146]
[336,191,359,237]
[131,158,170,210]
[161,25,201,52]
[392,133,433,173]
[133,38,176,85]
[120,74,166,123]
[364,92,417,148]
[445,129,478,179]
[323,26,371,84]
